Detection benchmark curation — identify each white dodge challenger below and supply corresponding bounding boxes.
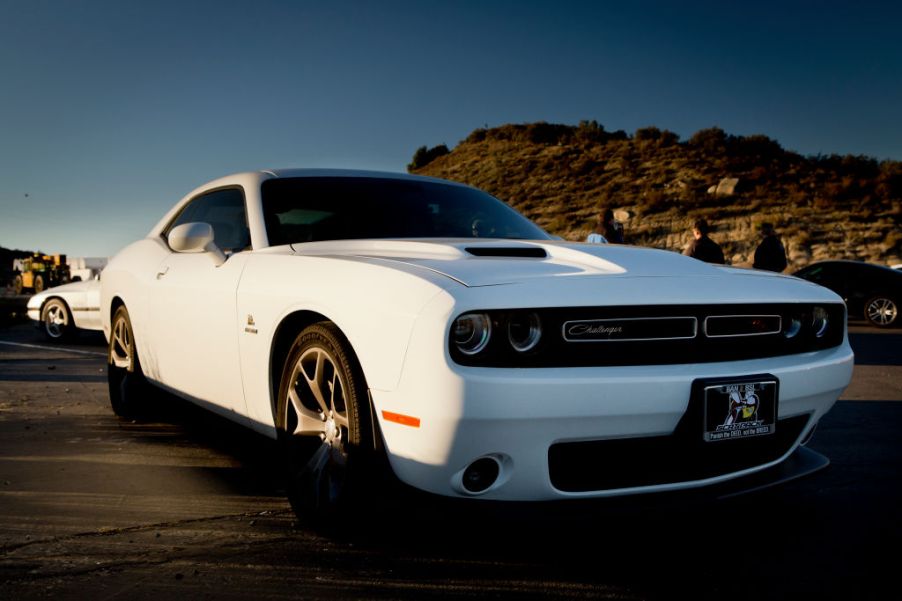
[101,169,854,517]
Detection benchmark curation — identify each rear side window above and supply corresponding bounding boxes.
[164,188,250,253]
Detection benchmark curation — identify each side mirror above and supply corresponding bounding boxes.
[168,222,226,266]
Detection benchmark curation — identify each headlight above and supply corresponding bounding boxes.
[811,306,829,338]
[453,313,492,355]
[507,312,542,352]
[783,315,802,338]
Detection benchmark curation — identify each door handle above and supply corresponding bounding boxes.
[156,266,169,279]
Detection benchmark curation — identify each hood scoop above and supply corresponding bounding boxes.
[465,246,547,258]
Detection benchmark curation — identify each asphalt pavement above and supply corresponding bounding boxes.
[0,322,899,600]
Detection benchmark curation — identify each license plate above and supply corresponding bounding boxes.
[703,380,777,442]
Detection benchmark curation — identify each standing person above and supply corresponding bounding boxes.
[586,209,624,244]
[684,218,725,264]
[586,211,609,243]
[753,222,788,272]
[601,208,625,244]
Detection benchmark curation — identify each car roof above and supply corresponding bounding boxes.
[260,168,469,188]
[800,260,902,277]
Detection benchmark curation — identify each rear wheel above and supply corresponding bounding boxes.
[107,305,149,416]
[33,274,44,293]
[13,275,23,295]
[864,295,898,328]
[41,298,73,340]
[276,322,375,523]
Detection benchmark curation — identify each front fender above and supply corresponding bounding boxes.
[235,253,452,430]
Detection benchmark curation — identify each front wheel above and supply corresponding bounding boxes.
[33,274,44,293]
[864,295,898,328]
[41,298,73,340]
[276,322,375,523]
[107,305,149,416]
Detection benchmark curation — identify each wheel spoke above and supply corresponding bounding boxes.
[110,317,133,369]
[288,387,327,436]
[302,350,331,415]
[333,412,350,429]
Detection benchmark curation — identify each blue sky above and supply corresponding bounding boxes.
[1,0,900,257]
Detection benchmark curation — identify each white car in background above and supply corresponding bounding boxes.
[27,278,102,339]
[101,169,854,523]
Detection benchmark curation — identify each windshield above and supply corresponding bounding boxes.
[261,177,551,246]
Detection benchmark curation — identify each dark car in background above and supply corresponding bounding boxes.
[794,260,901,327]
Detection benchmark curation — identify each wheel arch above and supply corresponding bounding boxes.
[40,295,70,315]
[268,309,333,429]
[268,310,381,450]
[109,295,126,321]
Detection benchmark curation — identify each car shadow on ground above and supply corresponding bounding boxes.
[118,388,899,600]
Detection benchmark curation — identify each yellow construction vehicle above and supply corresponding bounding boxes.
[12,254,71,295]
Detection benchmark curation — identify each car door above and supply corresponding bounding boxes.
[803,263,848,301]
[149,187,252,414]
[80,279,102,330]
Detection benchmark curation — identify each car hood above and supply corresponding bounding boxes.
[281,239,745,287]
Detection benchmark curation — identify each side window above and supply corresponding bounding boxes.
[164,188,250,254]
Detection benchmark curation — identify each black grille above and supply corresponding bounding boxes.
[450,303,845,367]
[548,400,811,493]
[563,316,697,342]
[704,314,782,337]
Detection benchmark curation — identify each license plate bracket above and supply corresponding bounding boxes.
[703,378,778,443]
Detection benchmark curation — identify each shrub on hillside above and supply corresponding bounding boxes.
[576,120,609,144]
[524,122,572,145]
[734,135,783,160]
[688,127,728,154]
[408,144,450,171]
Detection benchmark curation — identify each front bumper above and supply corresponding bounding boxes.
[372,341,854,501]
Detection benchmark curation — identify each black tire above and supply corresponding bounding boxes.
[864,295,898,328]
[275,322,376,523]
[41,298,74,340]
[107,305,149,417]
[13,275,23,295]
[33,274,44,294]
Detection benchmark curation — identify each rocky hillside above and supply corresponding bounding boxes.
[409,122,902,268]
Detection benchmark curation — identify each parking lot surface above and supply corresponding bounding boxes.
[0,322,899,600]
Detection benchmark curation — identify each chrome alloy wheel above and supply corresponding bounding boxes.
[284,344,352,507]
[286,346,351,443]
[42,300,69,339]
[866,297,898,327]
[110,312,134,370]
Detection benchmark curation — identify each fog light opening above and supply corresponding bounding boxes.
[461,457,501,494]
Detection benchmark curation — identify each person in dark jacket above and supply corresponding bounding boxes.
[602,209,625,243]
[753,223,788,272]
[684,218,725,264]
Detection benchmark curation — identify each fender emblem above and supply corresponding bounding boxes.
[244,314,258,334]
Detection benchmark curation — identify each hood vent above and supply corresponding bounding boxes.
[465,247,547,258]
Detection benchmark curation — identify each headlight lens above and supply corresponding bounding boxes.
[783,316,802,338]
[507,312,542,352]
[812,306,829,338]
[453,313,492,355]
